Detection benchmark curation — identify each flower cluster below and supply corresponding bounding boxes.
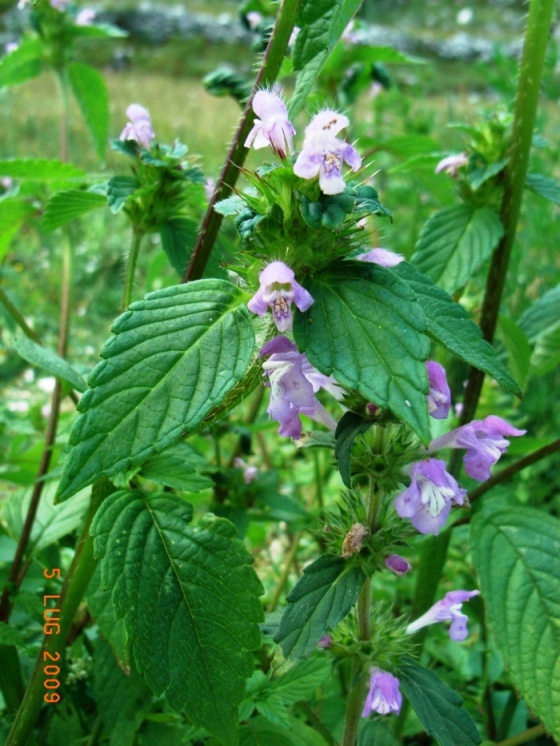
[248,261,313,332]
[245,89,361,196]
[120,104,155,150]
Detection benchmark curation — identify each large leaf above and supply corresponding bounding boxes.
[91,490,263,745]
[412,204,504,294]
[12,334,87,391]
[393,262,520,396]
[0,158,85,181]
[94,640,152,746]
[87,565,130,668]
[67,62,110,159]
[43,189,106,232]
[525,172,560,206]
[289,0,363,116]
[471,506,560,739]
[293,262,431,443]
[274,554,366,659]
[56,280,255,502]
[139,442,214,493]
[3,481,89,556]
[398,659,482,746]
[497,316,531,390]
[160,217,197,276]
[0,38,43,88]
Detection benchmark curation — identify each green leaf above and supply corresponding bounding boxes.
[334,411,372,488]
[412,204,504,294]
[274,554,366,659]
[293,263,431,443]
[239,716,299,746]
[43,189,106,231]
[139,442,214,493]
[12,335,87,391]
[67,62,110,160]
[160,217,197,276]
[497,316,531,390]
[56,280,255,501]
[4,481,89,556]
[398,659,482,746]
[0,38,43,88]
[87,565,130,668]
[530,323,560,376]
[354,185,393,220]
[525,172,560,206]
[467,160,506,191]
[0,198,36,249]
[393,262,520,396]
[358,721,401,746]
[94,639,151,746]
[214,194,248,217]
[0,158,85,181]
[471,506,560,740]
[518,284,560,342]
[92,490,263,745]
[106,175,139,214]
[289,0,363,116]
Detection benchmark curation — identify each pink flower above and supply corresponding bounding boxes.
[245,89,296,159]
[120,104,155,149]
[294,110,362,195]
[394,459,466,535]
[429,415,526,482]
[406,590,480,641]
[362,669,402,717]
[384,554,411,576]
[435,153,468,177]
[76,8,96,26]
[248,261,313,332]
[426,361,451,419]
[357,248,404,267]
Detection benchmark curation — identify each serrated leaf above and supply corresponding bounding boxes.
[0,198,36,243]
[358,721,401,746]
[240,716,299,746]
[214,195,248,217]
[497,316,531,390]
[525,172,560,205]
[67,62,110,160]
[354,185,393,220]
[56,280,255,501]
[91,490,263,745]
[289,0,362,117]
[334,411,372,488]
[0,38,43,88]
[467,160,506,191]
[530,323,560,376]
[471,506,560,740]
[398,659,482,746]
[43,189,106,231]
[518,284,560,342]
[94,639,151,746]
[12,335,87,391]
[393,262,520,396]
[412,204,504,294]
[106,175,139,214]
[268,658,331,705]
[0,158,85,181]
[160,217,197,276]
[139,442,214,493]
[87,565,130,668]
[293,263,431,443]
[274,554,366,659]
[4,481,89,555]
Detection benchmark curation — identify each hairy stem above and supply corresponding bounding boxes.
[0,287,43,344]
[406,0,555,684]
[267,530,302,613]
[122,228,144,310]
[0,238,72,624]
[496,724,546,746]
[341,658,368,746]
[6,481,111,746]
[182,0,301,282]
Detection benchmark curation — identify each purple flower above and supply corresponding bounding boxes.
[294,110,362,195]
[426,361,451,419]
[245,89,296,159]
[435,153,468,177]
[429,415,526,482]
[233,458,259,484]
[362,669,402,717]
[384,554,411,576]
[260,336,343,438]
[247,261,313,332]
[51,0,70,10]
[406,590,480,641]
[204,177,216,203]
[317,635,332,649]
[76,8,96,25]
[394,459,466,535]
[246,11,263,30]
[120,104,155,149]
[357,248,404,267]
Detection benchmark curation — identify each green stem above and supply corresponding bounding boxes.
[403,2,555,715]
[496,724,546,746]
[6,481,111,746]
[267,530,302,613]
[122,229,144,310]
[341,658,368,746]
[0,287,42,344]
[459,0,555,426]
[182,0,302,282]
[56,69,70,163]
